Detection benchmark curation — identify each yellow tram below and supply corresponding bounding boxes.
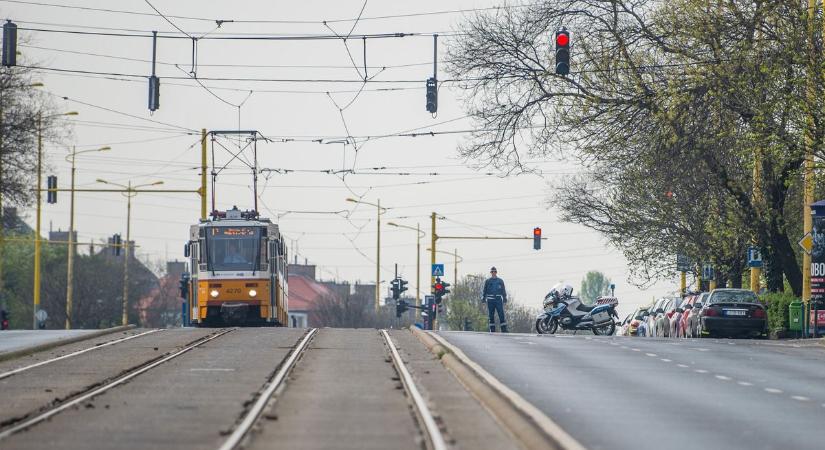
[185,207,288,326]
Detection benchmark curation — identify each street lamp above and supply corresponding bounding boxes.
[387,222,425,307]
[32,109,78,329]
[346,197,387,311]
[97,179,164,326]
[64,145,110,329]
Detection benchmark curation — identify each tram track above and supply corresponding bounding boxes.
[0,328,234,440]
[0,329,161,381]
[219,328,448,450]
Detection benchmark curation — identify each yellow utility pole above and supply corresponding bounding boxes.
[32,111,78,329]
[201,128,207,220]
[345,197,386,311]
[387,221,424,306]
[98,179,163,325]
[376,199,380,311]
[803,0,818,304]
[431,212,437,292]
[0,82,42,305]
[65,145,110,329]
[32,112,42,329]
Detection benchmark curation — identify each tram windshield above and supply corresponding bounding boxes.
[206,226,261,271]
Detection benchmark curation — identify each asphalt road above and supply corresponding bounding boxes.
[440,332,825,450]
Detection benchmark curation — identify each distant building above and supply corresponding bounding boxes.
[1,207,34,235]
[49,229,78,253]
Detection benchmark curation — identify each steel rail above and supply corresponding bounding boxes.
[381,329,448,450]
[0,329,161,381]
[0,328,233,440]
[217,328,318,450]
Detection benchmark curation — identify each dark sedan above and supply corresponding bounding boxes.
[699,288,767,338]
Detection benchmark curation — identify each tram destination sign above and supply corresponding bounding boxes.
[211,227,256,237]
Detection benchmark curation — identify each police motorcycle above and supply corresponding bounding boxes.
[535,283,620,335]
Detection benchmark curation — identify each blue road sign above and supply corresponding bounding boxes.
[747,246,763,268]
[431,264,444,277]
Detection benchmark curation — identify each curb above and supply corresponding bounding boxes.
[0,325,136,363]
[410,326,587,450]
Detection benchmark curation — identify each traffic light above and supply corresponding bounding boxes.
[46,175,57,204]
[391,277,409,300]
[2,20,17,67]
[533,227,542,250]
[149,75,160,111]
[179,273,190,300]
[1,309,9,330]
[433,277,451,304]
[395,299,409,318]
[555,27,570,75]
[425,77,438,113]
[113,234,122,256]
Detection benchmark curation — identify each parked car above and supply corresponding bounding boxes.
[699,289,767,338]
[620,306,650,336]
[648,298,670,337]
[680,292,707,338]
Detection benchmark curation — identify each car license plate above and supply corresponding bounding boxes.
[593,311,610,323]
[724,309,747,316]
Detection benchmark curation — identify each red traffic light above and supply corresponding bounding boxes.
[533,227,542,237]
[556,32,569,47]
[435,283,443,291]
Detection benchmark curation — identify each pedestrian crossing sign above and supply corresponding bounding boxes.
[431,264,444,277]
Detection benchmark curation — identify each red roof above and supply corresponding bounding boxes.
[288,274,336,311]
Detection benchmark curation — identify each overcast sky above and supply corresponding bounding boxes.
[1,0,681,317]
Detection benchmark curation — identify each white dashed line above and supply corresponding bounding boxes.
[660,359,672,362]
[765,388,783,394]
[695,369,708,374]
[677,364,689,368]
[791,396,810,402]
[737,381,753,386]
[631,348,641,352]
[646,353,657,357]
[715,375,731,381]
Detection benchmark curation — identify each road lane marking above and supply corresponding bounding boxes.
[715,375,731,381]
[737,381,753,386]
[765,388,783,394]
[645,353,657,357]
[631,348,640,352]
[791,396,810,402]
[695,369,708,374]
[677,364,689,368]
[660,358,671,362]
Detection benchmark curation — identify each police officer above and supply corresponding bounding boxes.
[482,266,508,332]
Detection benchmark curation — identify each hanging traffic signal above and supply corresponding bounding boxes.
[46,175,57,204]
[399,278,408,296]
[113,234,122,256]
[148,75,160,111]
[2,20,17,67]
[533,227,542,250]
[554,28,570,75]
[425,77,438,113]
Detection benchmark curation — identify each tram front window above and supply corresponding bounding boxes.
[207,227,261,271]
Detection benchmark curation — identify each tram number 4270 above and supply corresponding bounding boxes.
[226,288,242,294]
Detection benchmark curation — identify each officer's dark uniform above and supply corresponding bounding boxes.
[482,267,508,332]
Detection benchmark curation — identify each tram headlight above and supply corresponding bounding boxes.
[210,289,219,298]
[248,289,257,297]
